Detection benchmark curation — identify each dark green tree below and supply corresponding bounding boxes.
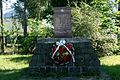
[24,0,27,36]
[1,0,5,53]
[0,0,9,53]
[13,0,52,19]
[13,0,27,36]
[12,0,24,18]
[51,0,93,7]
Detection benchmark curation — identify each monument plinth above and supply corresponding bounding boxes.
[29,37,100,74]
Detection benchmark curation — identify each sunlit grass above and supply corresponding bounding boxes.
[99,55,120,80]
[0,54,32,80]
[0,54,120,80]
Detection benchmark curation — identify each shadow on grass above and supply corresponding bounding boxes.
[0,68,28,80]
[5,56,32,63]
[102,64,120,80]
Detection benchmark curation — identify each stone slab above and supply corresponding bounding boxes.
[54,7,72,38]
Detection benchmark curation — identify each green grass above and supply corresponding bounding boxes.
[99,55,120,80]
[0,54,32,80]
[0,54,120,80]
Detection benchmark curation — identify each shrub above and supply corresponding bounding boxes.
[21,19,54,54]
[72,2,118,56]
[27,19,54,38]
[21,37,36,54]
[4,22,20,54]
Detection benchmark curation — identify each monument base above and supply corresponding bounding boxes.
[29,37,100,75]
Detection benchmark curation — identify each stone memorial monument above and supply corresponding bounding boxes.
[29,7,101,75]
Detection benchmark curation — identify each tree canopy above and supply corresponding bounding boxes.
[13,0,51,19]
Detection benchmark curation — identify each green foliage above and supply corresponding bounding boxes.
[27,19,54,38]
[21,19,53,54]
[91,0,120,55]
[26,0,51,19]
[51,0,68,7]
[21,37,36,54]
[14,0,95,19]
[0,24,5,36]
[72,2,102,37]
[72,2,118,56]
[115,11,120,49]
[51,0,93,7]
[14,0,52,19]
[4,22,20,54]
[91,0,118,34]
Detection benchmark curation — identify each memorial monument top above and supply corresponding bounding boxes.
[54,7,72,38]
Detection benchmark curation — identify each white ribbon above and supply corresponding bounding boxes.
[51,40,75,62]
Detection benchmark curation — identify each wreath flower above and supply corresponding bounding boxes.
[50,40,75,65]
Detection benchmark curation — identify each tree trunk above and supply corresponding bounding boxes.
[118,3,120,27]
[24,0,27,36]
[1,0,5,53]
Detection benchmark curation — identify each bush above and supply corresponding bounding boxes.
[21,19,54,54]
[21,37,36,54]
[27,19,54,38]
[72,2,118,56]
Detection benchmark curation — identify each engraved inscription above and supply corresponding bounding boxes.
[54,7,72,38]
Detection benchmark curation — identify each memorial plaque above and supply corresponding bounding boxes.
[54,7,72,38]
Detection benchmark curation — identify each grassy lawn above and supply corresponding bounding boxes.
[0,54,32,80]
[100,55,120,80]
[0,54,120,80]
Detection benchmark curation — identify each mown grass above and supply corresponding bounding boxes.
[0,54,120,80]
[99,55,120,80]
[0,54,32,80]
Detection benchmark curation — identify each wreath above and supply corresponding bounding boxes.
[50,40,75,65]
